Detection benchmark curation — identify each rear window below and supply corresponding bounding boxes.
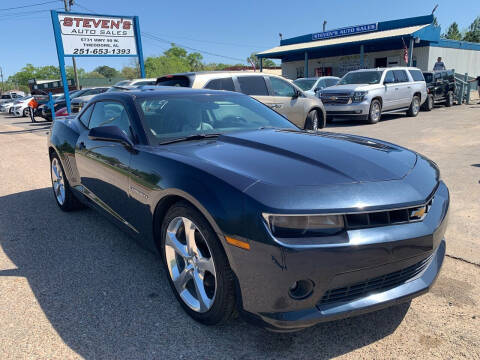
[423,73,433,83]
[204,77,235,91]
[156,76,191,87]
[237,76,269,96]
[393,70,409,83]
[409,70,425,82]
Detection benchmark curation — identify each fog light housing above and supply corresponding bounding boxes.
[289,279,314,300]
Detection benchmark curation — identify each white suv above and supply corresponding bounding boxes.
[319,67,427,124]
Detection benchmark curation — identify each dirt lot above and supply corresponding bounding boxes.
[0,105,479,360]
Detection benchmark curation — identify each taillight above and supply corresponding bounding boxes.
[55,107,69,117]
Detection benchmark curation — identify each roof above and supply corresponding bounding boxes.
[258,24,429,57]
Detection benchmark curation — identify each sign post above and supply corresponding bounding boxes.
[50,10,146,113]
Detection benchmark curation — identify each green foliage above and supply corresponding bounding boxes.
[443,22,462,41]
[144,44,206,77]
[463,16,480,43]
[7,64,60,86]
[121,66,139,79]
[93,65,119,78]
[84,71,105,79]
[247,53,276,68]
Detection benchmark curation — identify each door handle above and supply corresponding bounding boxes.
[78,142,86,150]
[395,88,399,90]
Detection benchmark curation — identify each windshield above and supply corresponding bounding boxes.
[339,71,382,85]
[136,93,297,144]
[423,73,433,83]
[293,79,317,91]
[115,80,131,86]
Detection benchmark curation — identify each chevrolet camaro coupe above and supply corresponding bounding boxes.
[47,88,449,331]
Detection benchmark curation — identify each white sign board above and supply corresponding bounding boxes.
[58,13,138,56]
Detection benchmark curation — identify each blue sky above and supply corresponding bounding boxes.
[0,0,478,78]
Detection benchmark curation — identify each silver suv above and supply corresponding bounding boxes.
[319,67,427,124]
[156,72,326,130]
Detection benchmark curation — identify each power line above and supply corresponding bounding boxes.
[0,0,60,12]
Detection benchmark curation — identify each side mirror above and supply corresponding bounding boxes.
[383,79,394,85]
[292,89,301,99]
[88,126,134,148]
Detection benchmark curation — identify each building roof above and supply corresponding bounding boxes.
[258,24,430,58]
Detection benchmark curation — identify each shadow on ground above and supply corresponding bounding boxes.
[0,188,410,359]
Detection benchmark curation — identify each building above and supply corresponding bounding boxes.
[256,15,480,80]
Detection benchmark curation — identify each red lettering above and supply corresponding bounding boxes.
[111,20,120,29]
[123,20,131,30]
[63,17,73,26]
[74,17,82,27]
[83,18,91,28]
[92,19,102,28]
[101,19,109,28]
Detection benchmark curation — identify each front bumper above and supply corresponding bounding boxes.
[232,181,449,331]
[324,100,370,118]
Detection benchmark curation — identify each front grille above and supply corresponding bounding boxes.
[344,198,433,230]
[320,93,352,104]
[319,255,432,305]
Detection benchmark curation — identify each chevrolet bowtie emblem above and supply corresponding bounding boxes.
[330,96,337,101]
[410,206,426,219]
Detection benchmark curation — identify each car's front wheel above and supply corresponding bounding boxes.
[407,95,421,117]
[304,109,324,131]
[160,201,237,325]
[367,99,381,124]
[23,108,29,117]
[445,91,454,107]
[422,94,434,111]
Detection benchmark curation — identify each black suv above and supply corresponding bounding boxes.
[422,70,456,110]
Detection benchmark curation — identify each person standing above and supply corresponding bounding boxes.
[433,57,446,71]
[468,75,480,104]
[28,97,38,123]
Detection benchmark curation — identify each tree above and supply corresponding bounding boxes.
[121,66,138,79]
[246,53,276,69]
[144,44,202,77]
[187,52,204,71]
[84,71,105,79]
[443,22,462,40]
[463,16,480,43]
[93,65,119,78]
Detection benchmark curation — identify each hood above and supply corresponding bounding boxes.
[322,84,378,93]
[164,129,417,187]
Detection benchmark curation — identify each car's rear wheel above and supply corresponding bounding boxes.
[407,95,421,117]
[445,91,454,107]
[160,201,236,325]
[50,153,82,211]
[367,99,381,124]
[422,94,434,111]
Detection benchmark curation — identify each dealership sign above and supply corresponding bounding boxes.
[50,10,145,113]
[312,23,378,41]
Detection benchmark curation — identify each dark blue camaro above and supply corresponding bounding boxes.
[48,88,449,331]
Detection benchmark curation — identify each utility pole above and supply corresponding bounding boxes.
[63,0,80,90]
[0,66,4,93]
[323,21,327,32]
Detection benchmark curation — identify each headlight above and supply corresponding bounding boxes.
[262,213,344,238]
[352,91,368,102]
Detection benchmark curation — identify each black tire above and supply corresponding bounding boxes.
[407,95,421,117]
[50,152,83,211]
[23,108,29,117]
[304,109,324,130]
[445,91,453,107]
[367,99,381,124]
[422,94,434,111]
[160,201,237,325]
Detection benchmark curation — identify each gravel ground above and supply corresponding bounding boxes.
[0,107,479,360]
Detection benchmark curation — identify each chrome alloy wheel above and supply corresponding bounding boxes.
[51,157,66,205]
[165,216,217,313]
[371,102,381,122]
[412,97,420,115]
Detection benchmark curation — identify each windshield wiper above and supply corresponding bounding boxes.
[159,133,221,145]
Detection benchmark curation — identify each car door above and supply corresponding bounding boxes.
[266,76,307,126]
[75,100,134,225]
[393,70,411,108]
[235,75,277,110]
[382,70,397,110]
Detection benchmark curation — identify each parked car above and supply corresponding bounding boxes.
[0,97,25,113]
[156,72,326,130]
[42,87,108,120]
[293,76,340,96]
[114,78,157,87]
[319,67,427,124]
[47,87,448,331]
[0,91,25,104]
[421,70,456,111]
[12,96,34,117]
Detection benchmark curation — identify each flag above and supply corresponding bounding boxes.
[402,37,409,64]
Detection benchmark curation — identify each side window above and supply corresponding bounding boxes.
[384,71,395,83]
[442,72,448,80]
[88,101,133,140]
[270,77,296,97]
[393,70,409,83]
[204,77,235,91]
[434,73,442,82]
[316,79,326,90]
[79,104,94,127]
[409,70,425,82]
[237,76,269,96]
